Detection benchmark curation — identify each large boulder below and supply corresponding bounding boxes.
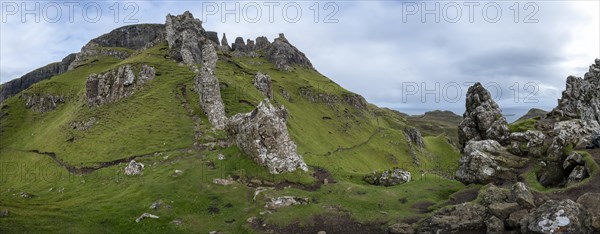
[576,193,600,230]
[165,11,208,65]
[86,64,156,107]
[456,140,527,184]
[548,59,600,123]
[458,83,510,150]
[195,43,226,129]
[226,99,308,174]
[509,130,546,157]
[522,199,593,234]
[546,119,600,161]
[364,168,411,186]
[416,203,486,233]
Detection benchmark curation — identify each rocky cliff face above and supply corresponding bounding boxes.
[69,24,165,70]
[549,59,600,123]
[264,33,313,71]
[86,64,156,107]
[195,43,226,129]
[458,83,511,150]
[0,53,75,103]
[226,99,308,174]
[165,11,208,65]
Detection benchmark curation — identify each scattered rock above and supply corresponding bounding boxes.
[149,199,172,210]
[479,184,511,206]
[213,178,235,186]
[547,119,600,161]
[217,154,225,160]
[21,94,65,112]
[455,140,527,184]
[509,130,546,157]
[506,209,529,229]
[566,165,589,186]
[458,83,511,150]
[70,117,97,131]
[124,160,144,176]
[86,64,156,107]
[19,192,32,198]
[511,182,535,209]
[388,223,414,234]
[254,72,273,99]
[265,196,309,209]
[563,152,585,172]
[246,216,259,224]
[523,199,593,234]
[226,99,308,174]
[172,170,183,177]
[0,209,8,217]
[364,168,411,186]
[135,213,159,223]
[488,202,521,220]
[485,215,505,234]
[416,203,486,233]
[207,206,220,214]
[172,219,183,226]
[576,193,600,230]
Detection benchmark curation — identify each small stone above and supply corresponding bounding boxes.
[388,223,414,234]
[0,209,8,217]
[135,213,159,222]
[507,209,529,229]
[246,216,258,224]
[567,166,589,186]
[489,202,521,220]
[217,154,225,160]
[172,170,183,177]
[19,192,31,198]
[265,196,309,210]
[213,178,235,186]
[485,216,505,234]
[317,231,327,234]
[172,219,183,226]
[149,199,172,210]
[512,182,535,209]
[124,160,144,175]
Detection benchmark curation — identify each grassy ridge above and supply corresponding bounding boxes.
[0,43,465,233]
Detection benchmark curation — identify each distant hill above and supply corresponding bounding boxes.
[407,110,462,146]
[514,108,548,123]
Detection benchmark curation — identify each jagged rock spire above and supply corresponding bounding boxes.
[165,11,207,65]
[458,82,510,150]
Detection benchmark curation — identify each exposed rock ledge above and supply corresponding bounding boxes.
[226,99,308,174]
[85,64,156,107]
[21,93,65,112]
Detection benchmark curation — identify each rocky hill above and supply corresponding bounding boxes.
[515,108,548,123]
[0,11,599,234]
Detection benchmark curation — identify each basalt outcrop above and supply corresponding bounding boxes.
[21,93,66,112]
[253,72,273,99]
[455,140,527,184]
[458,83,511,150]
[226,99,308,174]
[85,64,156,107]
[165,11,209,65]
[548,59,600,123]
[195,43,226,129]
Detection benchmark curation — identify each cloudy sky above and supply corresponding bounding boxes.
[1,1,598,119]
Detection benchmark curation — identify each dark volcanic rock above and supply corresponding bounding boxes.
[206,31,219,45]
[1,53,76,103]
[458,83,510,150]
[86,64,156,107]
[226,99,308,174]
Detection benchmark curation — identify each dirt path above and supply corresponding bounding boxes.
[28,150,158,175]
[323,128,382,156]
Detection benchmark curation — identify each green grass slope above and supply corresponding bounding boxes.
[0,43,466,233]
